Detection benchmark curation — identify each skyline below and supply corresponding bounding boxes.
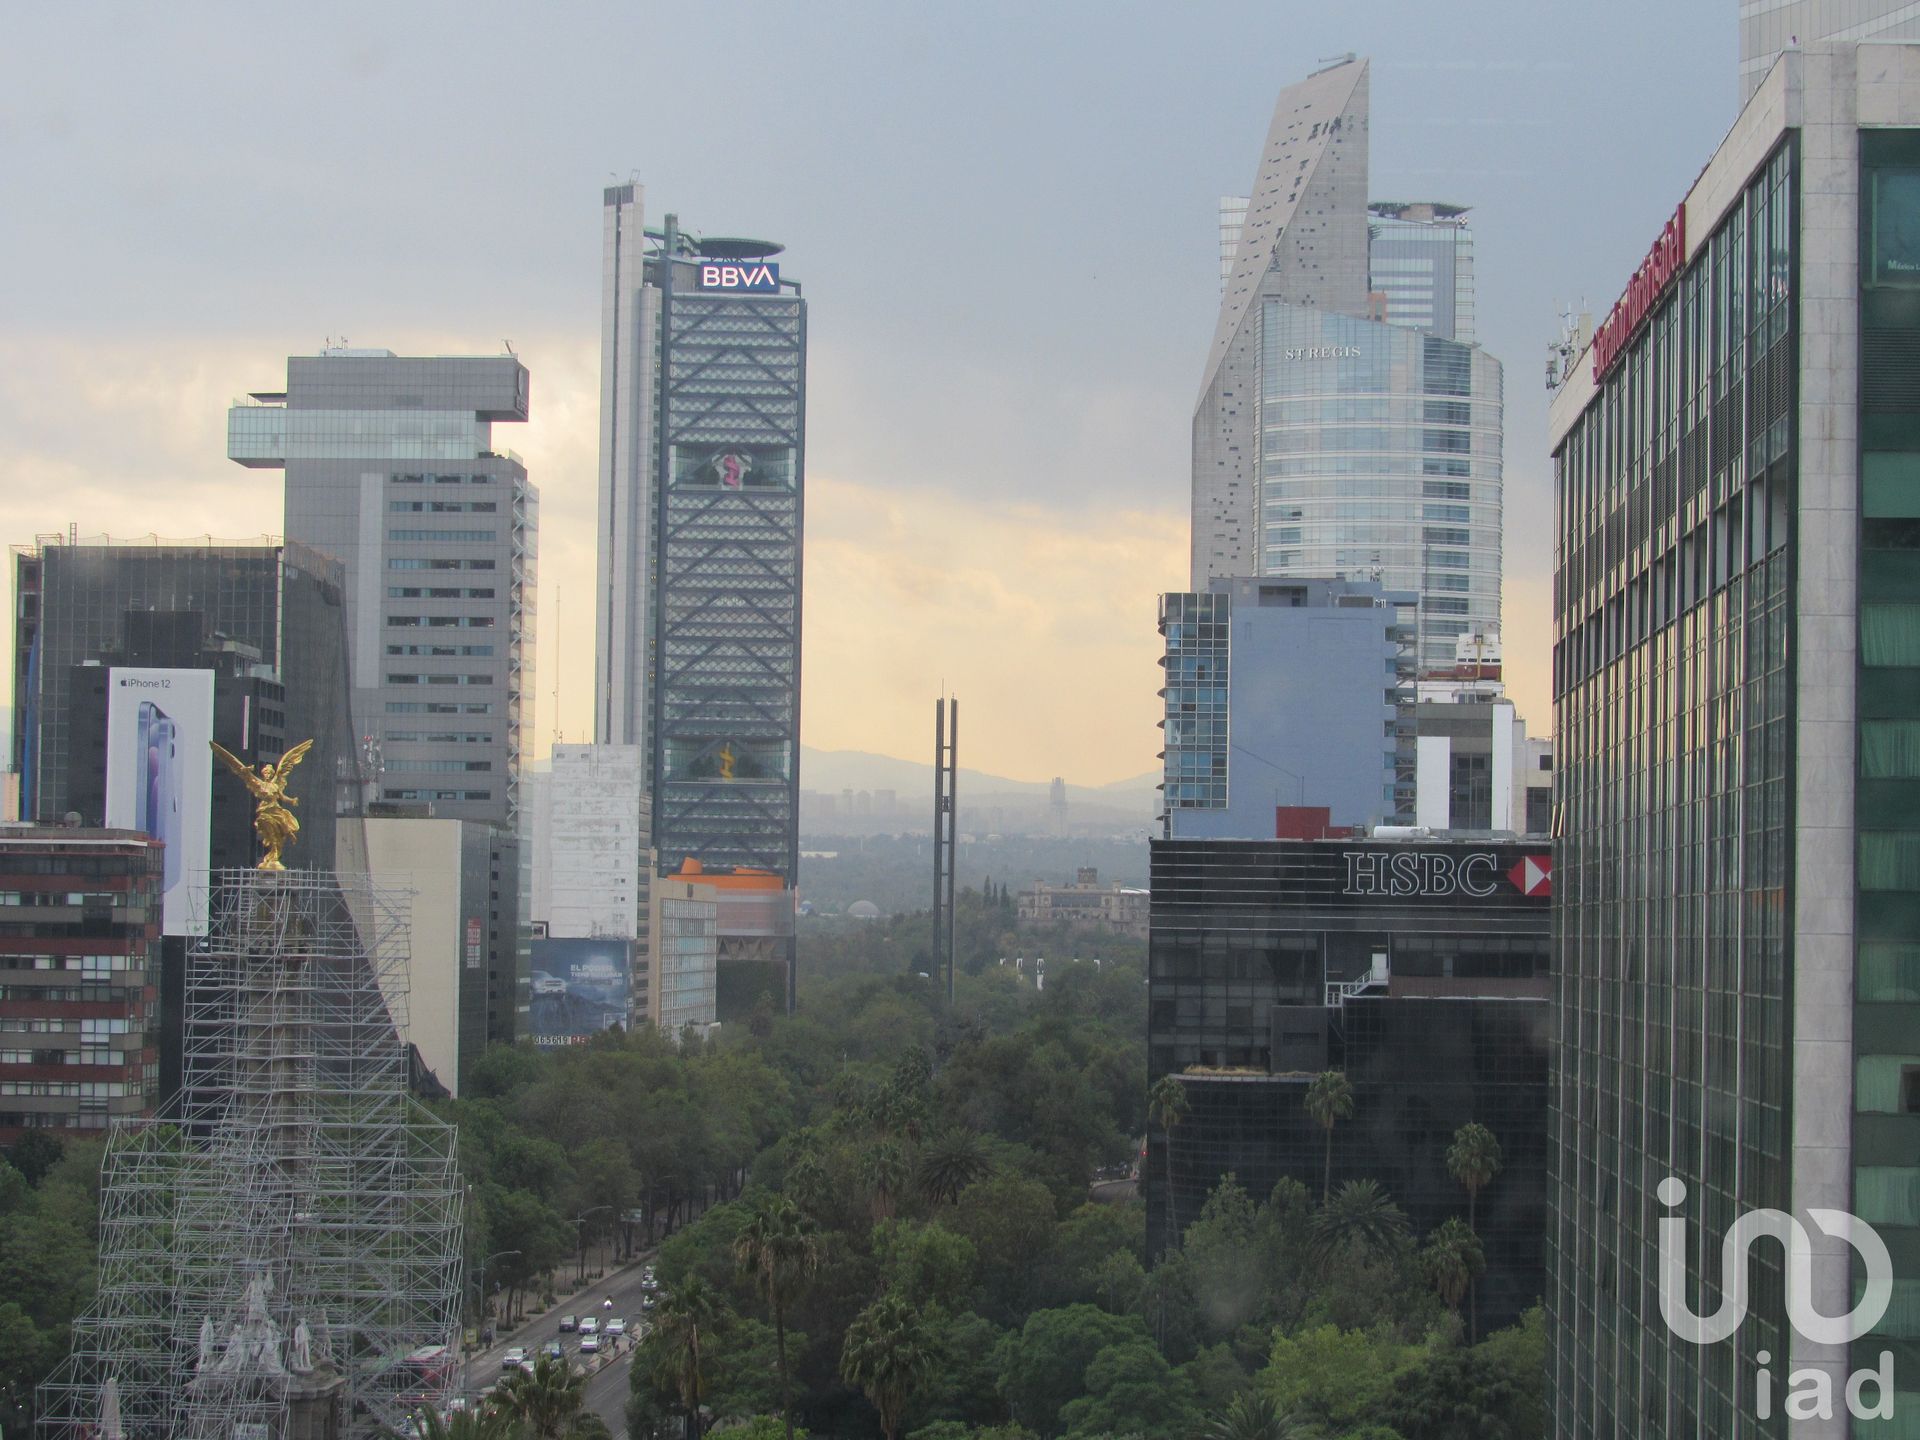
[0,3,1734,784]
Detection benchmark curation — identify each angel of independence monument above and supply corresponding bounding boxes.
[36,740,466,1440]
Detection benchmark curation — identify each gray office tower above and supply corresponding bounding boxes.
[228,350,536,1043]
[1196,57,1504,670]
[228,350,536,823]
[594,186,804,973]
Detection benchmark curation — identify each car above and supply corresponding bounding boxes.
[500,1348,528,1372]
[605,1317,626,1339]
[542,1341,565,1362]
[557,1315,578,1333]
[579,1334,601,1355]
[578,1316,598,1336]
[530,971,566,997]
[641,1294,655,1311]
[641,1274,659,1292]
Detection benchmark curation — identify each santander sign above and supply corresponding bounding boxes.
[1591,203,1687,381]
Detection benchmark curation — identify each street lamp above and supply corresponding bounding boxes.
[571,1206,612,1287]
[465,1249,520,1402]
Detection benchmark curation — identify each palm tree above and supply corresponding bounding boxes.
[858,1139,910,1221]
[1445,1121,1503,1340]
[913,1127,993,1206]
[493,1354,585,1440]
[733,1196,822,1440]
[1309,1178,1410,1267]
[840,1293,933,1440]
[1302,1071,1354,1202]
[783,1130,831,1219]
[1147,1075,1190,1248]
[1420,1216,1485,1317]
[400,1404,525,1440]
[1205,1390,1322,1440]
[653,1274,726,1440]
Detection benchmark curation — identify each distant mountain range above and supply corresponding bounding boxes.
[799,746,1158,807]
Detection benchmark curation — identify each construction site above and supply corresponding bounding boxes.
[35,868,465,1440]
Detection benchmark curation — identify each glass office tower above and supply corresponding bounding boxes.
[1547,45,1920,1438]
[1195,57,1504,670]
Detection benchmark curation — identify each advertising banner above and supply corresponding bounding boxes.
[527,937,633,1046]
[103,667,215,936]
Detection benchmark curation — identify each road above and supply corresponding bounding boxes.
[463,1249,661,1437]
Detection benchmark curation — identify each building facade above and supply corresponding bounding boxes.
[1145,835,1552,1327]
[0,826,163,1142]
[647,875,718,1037]
[1195,58,1505,670]
[1016,867,1151,940]
[535,744,650,941]
[228,349,537,829]
[1160,577,1417,835]
[594,186,805,1005]
[1742,2,1920,99]
[1546,45,1920,1436]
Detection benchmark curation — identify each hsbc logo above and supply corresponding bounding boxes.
[1340,850,1552,899]
[699,262,780,294]
[1509,855,1551,898]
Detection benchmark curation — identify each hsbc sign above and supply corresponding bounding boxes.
[699,262,780,294]
[1342,849,1552,900]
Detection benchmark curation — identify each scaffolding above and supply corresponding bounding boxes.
[37,868,465,1440]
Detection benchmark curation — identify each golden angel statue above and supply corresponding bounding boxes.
[209,739,314,870]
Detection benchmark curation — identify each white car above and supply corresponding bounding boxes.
[500,1348,528,1372]
[578,1316,598,1337]
[605,1317,626,1339]
[579,1334,601,1355]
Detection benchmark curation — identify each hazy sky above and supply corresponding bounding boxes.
[0,3,1733,785]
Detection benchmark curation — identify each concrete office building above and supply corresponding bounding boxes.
[1197,57,1504,669]
[647,873,719,1037]
[1546,45,1920,1436]
[595,185,805,1007]
[362,814,490,1096]
[228,348,537,828]
[1742,2,1920,100]
[1159,576,1417,836]
[1145,834,1553,1328]
[533,744,650,941]
[0,826,163,1142]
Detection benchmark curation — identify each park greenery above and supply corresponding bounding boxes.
[0,886,1545,1440]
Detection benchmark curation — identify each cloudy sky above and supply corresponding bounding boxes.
[1,2,1732,785]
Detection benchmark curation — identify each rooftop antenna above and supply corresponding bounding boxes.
[502,339,515,356]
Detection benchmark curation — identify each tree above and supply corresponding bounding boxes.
[655,1275,728,1440]
[913,1128,994,1207]
[403,1403,527,1440]
[1057,1340,1201,1440]
[1374,1345,1531,1440]
[6,1132,63,1187]
[1308,1180,1410,1269]
[859,1139,911,1222]
[1146,1075,1190,1248]
[732,1197,821,1440]
[841,1293,934,1440]
[1258,1324,1416,1433]
[993,1305,1147,1436]
[1445,1122,1502,1340]
[1420,1217,1484,1317]
[872,1219,977,1306]
[494,1353,587,1440]
[1205,1390,1321,1440]
[1302,1072,1353,1203]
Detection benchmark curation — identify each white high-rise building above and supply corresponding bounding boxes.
[1194,57,1504,669]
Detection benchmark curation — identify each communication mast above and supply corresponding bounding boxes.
[931,697,958,1004]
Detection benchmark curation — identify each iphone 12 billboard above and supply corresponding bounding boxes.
[104,668,214,935]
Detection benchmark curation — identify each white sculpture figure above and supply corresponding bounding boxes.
[197,1317,217,1372]
[214,1275,288,1376]
[288,1319,314,1374]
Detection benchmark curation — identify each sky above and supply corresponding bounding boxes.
[0,2,1735,786]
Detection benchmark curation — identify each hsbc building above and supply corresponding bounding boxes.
[1146,834,1551,1329]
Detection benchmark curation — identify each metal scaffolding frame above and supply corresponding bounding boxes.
[37,868,464,1440]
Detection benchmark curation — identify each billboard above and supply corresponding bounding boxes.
[527,937,633,1047]
[103,667,215,936]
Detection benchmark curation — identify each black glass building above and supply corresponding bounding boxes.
[1147,835,1552,1330]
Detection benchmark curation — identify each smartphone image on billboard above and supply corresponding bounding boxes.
[137,700,182,893]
